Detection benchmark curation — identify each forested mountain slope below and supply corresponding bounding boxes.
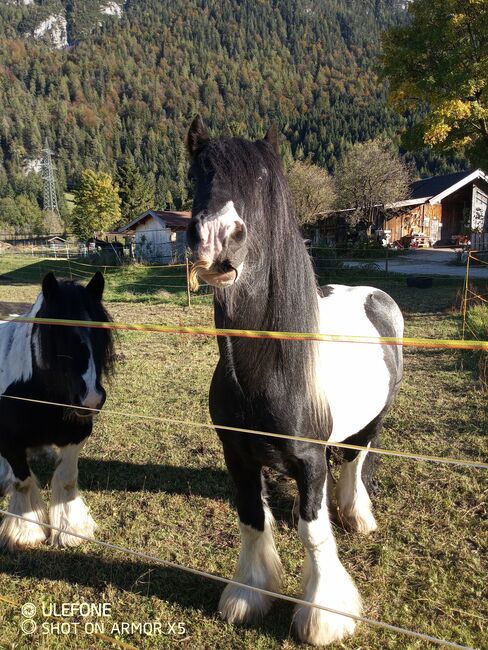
[0,0,464,210]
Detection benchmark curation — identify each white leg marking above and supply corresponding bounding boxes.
[336,445,377,534]
[219,504,283,624]
[0,473,49,551]
[293,477,361,646]
[49,442,96,548]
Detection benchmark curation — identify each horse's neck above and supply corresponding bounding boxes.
[0,294,44,395]
[215,241,321,393]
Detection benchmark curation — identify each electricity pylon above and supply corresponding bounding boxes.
[41,137,60,219]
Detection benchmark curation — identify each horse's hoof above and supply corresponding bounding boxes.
[218,583,273,624]
[0,516,48,552]
[49,516,96,548]
[339,507,378,534]
[293,601,358,645]
[293,560,361,645]
[49,496,97,548]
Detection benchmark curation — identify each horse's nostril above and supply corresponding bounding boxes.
[231,220,247,244]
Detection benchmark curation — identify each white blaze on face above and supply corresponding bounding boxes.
[198,200,245,263]
[81,340,103,410]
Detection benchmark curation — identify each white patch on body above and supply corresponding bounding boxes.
[219,504,283,624]
[0,474,49,551]
[0,294,43,395]
[0,454,14,494]
[293,477,361,645]
[198,200,245,262]
[317,285,402,442]
[336,444,377,533]
[49,442,96,547]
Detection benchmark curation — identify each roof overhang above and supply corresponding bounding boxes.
[117,210,155,233]
[429,169,488,204]
[385,198,431,209]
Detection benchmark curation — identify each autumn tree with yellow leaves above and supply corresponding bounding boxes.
[381,0,488,168]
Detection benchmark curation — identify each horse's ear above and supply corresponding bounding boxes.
[86,271,104,302]
[187,115,209,157]
[264,124,280,155]
[42,272,59,301]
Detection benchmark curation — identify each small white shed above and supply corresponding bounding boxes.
[118,210,191,263]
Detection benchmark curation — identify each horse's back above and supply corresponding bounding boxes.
[318,284,403,442]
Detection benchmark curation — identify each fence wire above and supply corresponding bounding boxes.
[0,510,477,650]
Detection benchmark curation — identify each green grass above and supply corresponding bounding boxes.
[0,255,212,307]
[0,257,487,650]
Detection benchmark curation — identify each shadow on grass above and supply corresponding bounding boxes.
[29,456,297,530]
[0,258,189,299]
[0,547,294,643]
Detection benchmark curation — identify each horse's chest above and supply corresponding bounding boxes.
[317,289,392,442]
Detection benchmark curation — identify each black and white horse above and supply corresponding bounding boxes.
[0,272,114,551]
[187,117,404,646]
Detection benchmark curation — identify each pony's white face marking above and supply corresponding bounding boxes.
[199,201,244,259]
[195,201,245,287]
[80,338,103,410]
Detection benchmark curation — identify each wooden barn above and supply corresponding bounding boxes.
[315,169,488,249]
[118,210,191,263]
[382,169,488,248]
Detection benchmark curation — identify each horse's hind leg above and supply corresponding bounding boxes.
[49,440,96,547]
[293,454,361,646]
[218,451,283,624]
[0,448,48,551]
[336,420,382,534]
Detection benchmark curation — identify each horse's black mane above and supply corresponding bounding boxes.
[197,135,326,432]
[200,136,320,333]
[35,280,115,379]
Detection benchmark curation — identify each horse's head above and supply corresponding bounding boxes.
[33,272,114,417]
[186,115,284,289]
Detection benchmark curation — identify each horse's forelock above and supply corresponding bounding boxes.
[35,281,115,379]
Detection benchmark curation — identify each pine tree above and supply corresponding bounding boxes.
[116,158,154,222]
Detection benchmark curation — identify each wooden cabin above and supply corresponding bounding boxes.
[117,210,191,263]
[315,169,488,249]
[382,169,488,248]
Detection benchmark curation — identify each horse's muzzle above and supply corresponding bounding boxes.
[188,201,247,289]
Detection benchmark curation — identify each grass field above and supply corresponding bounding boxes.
[0,256,487,650]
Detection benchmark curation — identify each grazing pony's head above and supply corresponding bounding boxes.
[186,115,292,291]
[33,272,114,416]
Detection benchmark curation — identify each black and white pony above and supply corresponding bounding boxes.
[186,117,404,646]
[0,272,114,551]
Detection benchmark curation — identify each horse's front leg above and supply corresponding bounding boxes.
[0,448,49,551]
[49,440,96,547]
[218,449,283,624]
[336,445,377,533]
[293,452,361,646]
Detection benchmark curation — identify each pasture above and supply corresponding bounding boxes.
[0,256,486,650]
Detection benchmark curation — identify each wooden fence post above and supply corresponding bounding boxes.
[185,252,191,308]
